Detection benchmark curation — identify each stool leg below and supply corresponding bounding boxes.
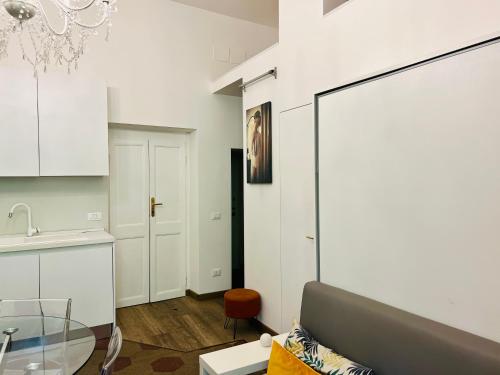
[224,317,229,329]
[233,319,238,340]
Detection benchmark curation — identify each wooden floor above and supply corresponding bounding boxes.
[116,296,263,352]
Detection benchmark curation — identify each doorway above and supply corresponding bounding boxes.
[109,127,188,308]
[231,149,244,289]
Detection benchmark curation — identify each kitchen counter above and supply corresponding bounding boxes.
[0,229,114,253]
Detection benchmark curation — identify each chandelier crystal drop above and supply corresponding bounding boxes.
[0,0,117,75]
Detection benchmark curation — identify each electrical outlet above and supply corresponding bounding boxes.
[210,212,221,221]
[211,268,222,277]
[87,212,102,221]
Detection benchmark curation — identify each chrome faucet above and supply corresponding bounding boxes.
[8,203,40,237]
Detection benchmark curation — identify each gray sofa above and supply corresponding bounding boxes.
[300,281,500,374]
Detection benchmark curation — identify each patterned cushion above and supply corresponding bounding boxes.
[284,322,375,375]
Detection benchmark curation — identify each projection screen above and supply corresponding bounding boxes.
[316,38,500,343]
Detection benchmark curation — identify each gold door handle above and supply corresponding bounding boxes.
[151,197,164,217]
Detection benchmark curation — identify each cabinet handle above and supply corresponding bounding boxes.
[306,235,315,240]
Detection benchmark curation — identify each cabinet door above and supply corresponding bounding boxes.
[40,244,114,327]
[38,73,109,176]
[0,252,39,299]
[0,68,39,176]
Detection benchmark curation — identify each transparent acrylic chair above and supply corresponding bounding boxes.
[100,327,122,375]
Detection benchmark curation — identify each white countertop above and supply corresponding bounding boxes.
[0,229,115,253]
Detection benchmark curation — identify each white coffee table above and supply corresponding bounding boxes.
[199,333,288,375]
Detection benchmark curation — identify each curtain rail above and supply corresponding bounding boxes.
[240,68,277,92]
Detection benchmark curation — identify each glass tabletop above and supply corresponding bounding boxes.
[0,316,95,374]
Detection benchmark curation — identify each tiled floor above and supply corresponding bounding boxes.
[78,338,246,374]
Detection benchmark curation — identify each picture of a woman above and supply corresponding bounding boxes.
[246,102,272,183]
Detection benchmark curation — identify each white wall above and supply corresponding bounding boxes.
[213,0,500,333]
[242,47,282,331]
[212,46,282,329]
[0,0,278,294]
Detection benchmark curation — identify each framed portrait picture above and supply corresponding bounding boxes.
[246,102,272,184]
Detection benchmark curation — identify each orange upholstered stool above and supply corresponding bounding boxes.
[224,288,261,339]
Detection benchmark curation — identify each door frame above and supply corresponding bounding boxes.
[109,125,192,307]
[230,148,245,289]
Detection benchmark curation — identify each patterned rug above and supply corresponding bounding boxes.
[78,338,246,374]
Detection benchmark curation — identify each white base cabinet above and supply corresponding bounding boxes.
[0,243,114,328]
[40,244,114,327]
[0,252,39,299]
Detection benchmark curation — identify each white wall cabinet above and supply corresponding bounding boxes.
[0,244,114,328]
[38,73,109,176]
[40,244,114,327]
[0,68,39,177]
[0,68,108,177]
[0,252,39,299]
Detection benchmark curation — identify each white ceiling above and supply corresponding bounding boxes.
[171,0,279,27]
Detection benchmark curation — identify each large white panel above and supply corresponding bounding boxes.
[115,238,149,308]
[0,252,39,299]
[38,72,108,176]
[318,41,500,342]
[40,244,114,327]
[280,105,316,332]
[111,142,149,235]
[0,68,39,176]
[154,146,181,223]
[154,234,182,294]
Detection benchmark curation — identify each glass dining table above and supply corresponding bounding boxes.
[0,316,95,374]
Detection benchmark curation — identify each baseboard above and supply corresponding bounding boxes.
[91,323,113,340]
[251,318,279,336]
[186,289,227,300]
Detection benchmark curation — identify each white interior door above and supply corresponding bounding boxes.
[110,133,150,308]
[149,133,187,302]
[280,105,317,332]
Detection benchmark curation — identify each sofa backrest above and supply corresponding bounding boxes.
[300,281,500,375]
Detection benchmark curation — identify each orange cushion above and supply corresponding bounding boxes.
[224,289,261,319]
[267,341,319,375]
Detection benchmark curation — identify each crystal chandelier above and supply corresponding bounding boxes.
[0,0,117,74]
